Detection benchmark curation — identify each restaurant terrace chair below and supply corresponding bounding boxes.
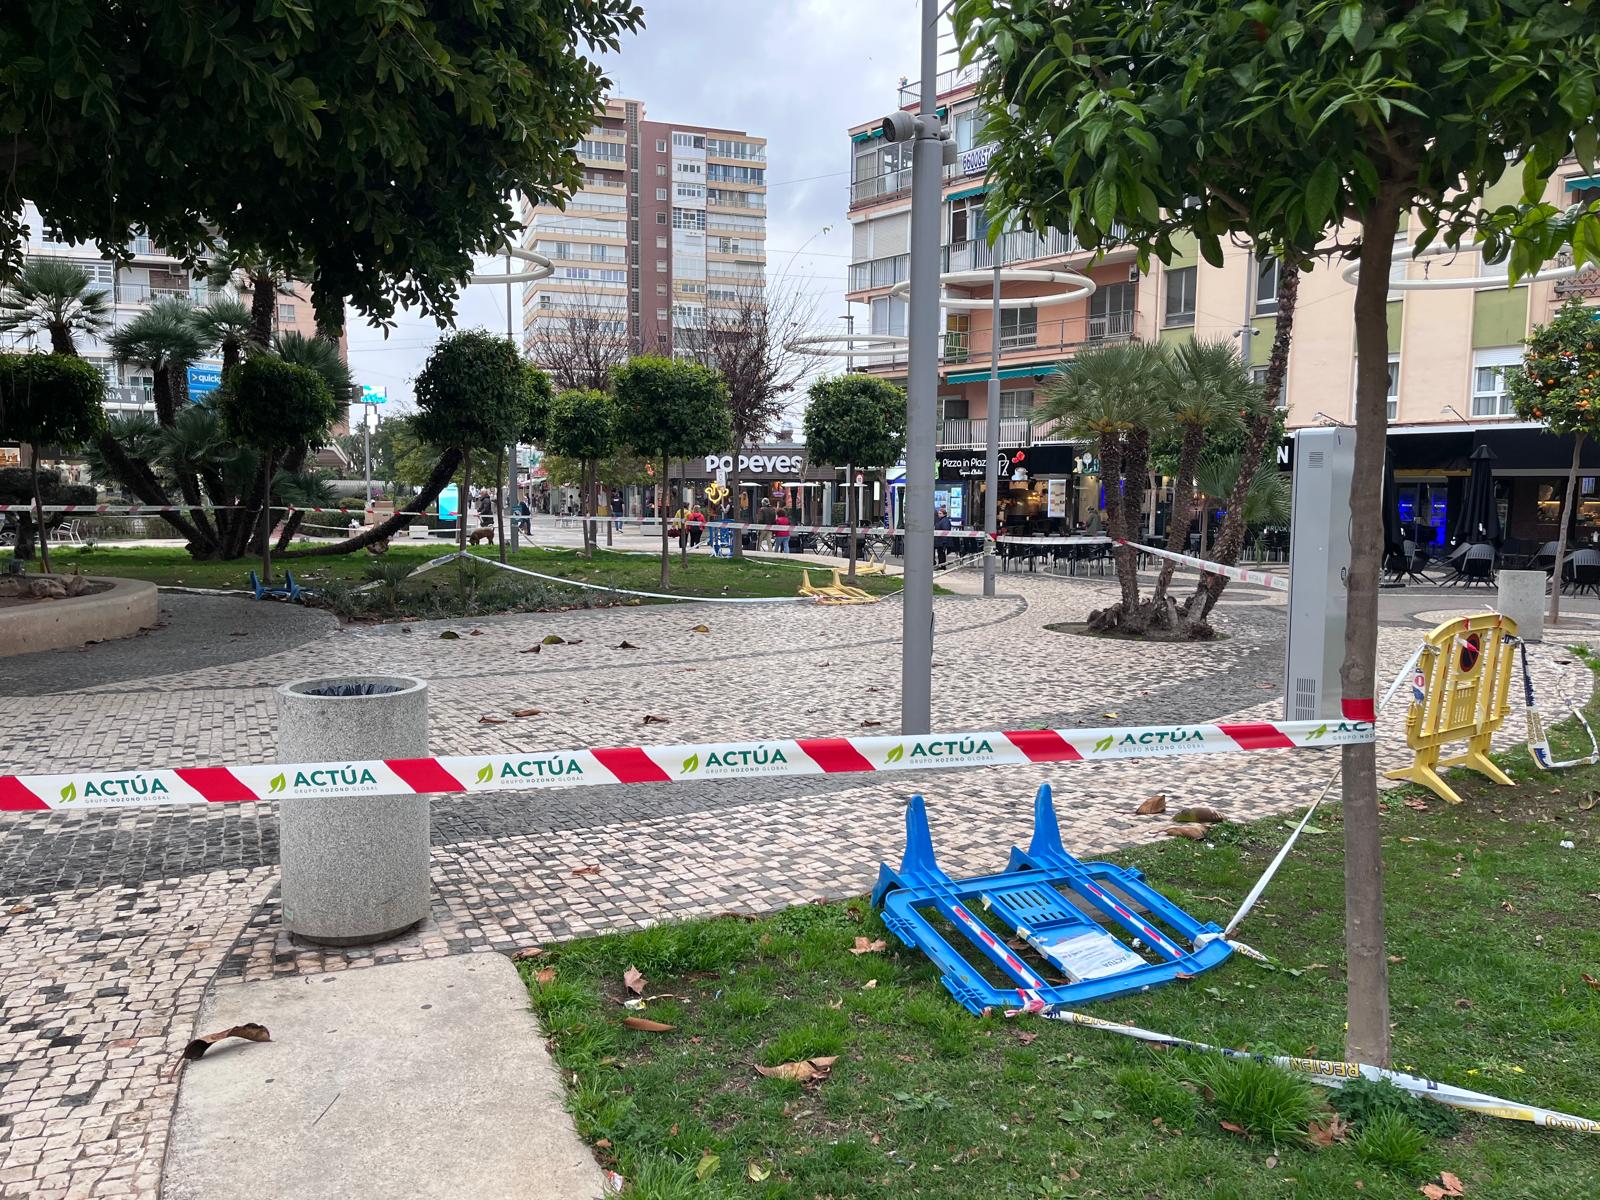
[1455,542,1497,588]
[1564,548,1600,597]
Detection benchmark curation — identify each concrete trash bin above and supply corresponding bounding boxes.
[1496,570,1546,643]
[276,675,431,946]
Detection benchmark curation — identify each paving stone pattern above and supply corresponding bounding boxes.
[0,570,1593,1200]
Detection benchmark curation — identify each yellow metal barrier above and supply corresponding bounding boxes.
[1384,612,1519,804]
[798,568,879,605]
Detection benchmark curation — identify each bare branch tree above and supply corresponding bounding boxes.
[526,290,632,393]
[675,279,817,556]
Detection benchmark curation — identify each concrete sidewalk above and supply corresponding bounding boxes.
[162,955,603,1200]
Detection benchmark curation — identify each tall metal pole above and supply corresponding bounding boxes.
[982,232,1002,597]
[901,0,940,735]
[507,248,521,553]
[362,403,372,518]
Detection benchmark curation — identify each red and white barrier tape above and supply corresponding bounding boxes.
[4,503,369,515]
[0,717,1372,813]
[1115,540,1289,591]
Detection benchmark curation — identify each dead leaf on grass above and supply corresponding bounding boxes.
[1582,973,1600,991]
[623,966,647,996]
[1307,1114,1349,1146]
[849,937,887,955]
[862,979,878,990]
[1173,805,1225,824]
[1439,1171,1466,1196]
[182,1023,270,1061]
[1219,1120,1248,1137]
[1135,794,1167,815]
[1405,798,1429,811]
[535,967,557,985]
[512,947,544,962]
[1164,824,1207,840]
[755,1055,838,1083]
[623,1016,675,1032]
[747,1162,770,1182]
[1015,1030,1039,1046]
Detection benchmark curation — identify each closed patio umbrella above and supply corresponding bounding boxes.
[1452,444,1502,546]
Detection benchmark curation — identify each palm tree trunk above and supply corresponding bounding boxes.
[275,511,304,553]
[248,274,276,347]
[285,447,464,558]
[258,452,274,583]
[1187,259,1301,623]
[93,433,206,546]
[30,458,52,574]
[1153,427,1205,609]
[1547,432,1584,627]
[1343,201,1401,1069]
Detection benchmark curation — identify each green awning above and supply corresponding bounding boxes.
[851,128,885,144]
[1566,175,1600,191]
[946,183,989,202]
[944,363,1060,384]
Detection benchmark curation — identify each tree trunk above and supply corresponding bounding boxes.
[275,511,304,553]
[1343,203,1401,1069]
[1117,430,1152,631]
[1186,260,1301,623]
[284,447,463,558]
[92,433,206,547]
[1547,433,1584,627]
[1153,426,1205,611]
[679,462,688,568]
[495,449,508,564]
[604,479,614,547]
[458,451,472,554]
[660,454,671,589]
[845,463,859,583]
[248,274,276,347]
[48,325,75,356]
[729,445,744,560]
[258,452,274,583]
[30,458,52,574]
[579,461,594,559]
[1096,436,1138,623]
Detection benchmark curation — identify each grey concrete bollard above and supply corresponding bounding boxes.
[276,675,431,946]
[1496,570,1546,643]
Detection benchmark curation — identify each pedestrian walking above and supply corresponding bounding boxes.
[687,503,708,548]
[935,506,952,567]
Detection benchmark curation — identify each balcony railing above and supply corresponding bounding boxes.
[847,253,911,292]
[936,417,1076,449]
[941,312,1136,363]
[114,283,219,306]
[898,64,982,107]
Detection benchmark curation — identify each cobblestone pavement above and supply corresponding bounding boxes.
[1,569,1594,1200]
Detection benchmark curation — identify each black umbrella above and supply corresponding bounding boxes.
[1382,447,1405,574]
[1452,444,1502,546]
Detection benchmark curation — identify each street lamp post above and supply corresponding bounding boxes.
[983,230,1002,598]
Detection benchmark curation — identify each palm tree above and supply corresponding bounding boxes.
[107,298,208,427]
[1152,340,1251,610]
[202,250,301,347]
[0,258,111,354]
[273,331,352,400]
[194,298,255,372]
[1193,452,1290,548]
[1039,342,1171,631]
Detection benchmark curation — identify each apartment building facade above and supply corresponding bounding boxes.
[520,98,767,361]
[845,70,1600,544]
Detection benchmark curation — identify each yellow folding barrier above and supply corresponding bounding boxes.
[798,569,879,604]
[1384,612,1519,804]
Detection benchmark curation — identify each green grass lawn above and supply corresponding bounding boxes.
[18,543,904,603]
[520,665,1600,1199]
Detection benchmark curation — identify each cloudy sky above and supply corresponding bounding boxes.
[346,0,953,413]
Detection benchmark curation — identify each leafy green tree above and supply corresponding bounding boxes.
[411,331,528,553]
[0,353,105,573]
[1509,299,1600,626]
[613,356,732,586]
[1038,343,1168,626]
[4,1,644,331]
[0,259,111,354]
[217,356,336,581]
[956,0,1600,1066]
[802,375,907,583]
[545,389,618,558]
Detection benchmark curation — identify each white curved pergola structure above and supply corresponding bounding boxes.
[786,332,911,360]
[889,266,1097,310]
[1340,242,1577,291]
[467,244,555,286]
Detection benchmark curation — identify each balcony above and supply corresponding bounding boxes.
[938,417,1036,447]
[940,312,1136,364]
[897,64,982,107]
[847,253,911,292]
[114,283,219,306]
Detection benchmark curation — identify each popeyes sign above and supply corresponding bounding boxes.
[704,452,804,476]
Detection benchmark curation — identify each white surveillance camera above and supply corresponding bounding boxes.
[942,139,958,166]
[880,111,917,143]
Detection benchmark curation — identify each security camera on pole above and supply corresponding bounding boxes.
[879,0,957,736]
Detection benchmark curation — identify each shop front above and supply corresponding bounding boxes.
[935,443,1089,535]
[666,445,841,526]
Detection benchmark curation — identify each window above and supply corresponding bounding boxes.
[851,142,910,201]
[870,294,907,337]
[999,389,1035,420]
[1471,346,1522,417]
[1164,266,1196,327]
[277,303,296,324]
[656,164,667,176]
[948,194,988,245]
[674,161,703,176]
[999,306,1037,350]
[706,188,764,209]
[705,138,764,160]
[671,207,706,231]
[940,396,970,422]
[656,283,667,296]
[952,106,987,153]
[1250,365,1287,410]
[655,212,668,225]
[1254,253,1278,314]
[656,235,668,249]
[656,188,667,200]
[675,183,705,201]
[657,308,668,320]
[672,132,706,149]
[656,260,668,271]
[1354,356,1400,420]
[656,139,667,153]
[578,138,625,161]
[1089,282,1136,339]
[705,164,764,185]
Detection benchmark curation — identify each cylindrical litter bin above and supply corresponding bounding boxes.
[276,675,431,946]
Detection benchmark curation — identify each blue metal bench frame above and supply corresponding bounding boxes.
[872,784,1233,1015]
[248,570,311,602]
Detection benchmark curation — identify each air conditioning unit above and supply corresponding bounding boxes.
[1283,427,1354,721]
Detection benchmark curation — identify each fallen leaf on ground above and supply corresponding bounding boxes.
[438,630,460,640]
[469,629,484,636]
[860,719,882,727]
[512,947,543,961]
[623,1016,675,1032]
[182,1023,270,1061]
[567,638,584,645]
[535,967,557,985]
[541,634,565,645]
[478,716,508,725]
[1265,1155,1278,1169]
[643,714,669,725]
[571,865,602,877]
[8,904,32,915]
[519,645,541,654]
[1438,1171,1466,1196]
[615,641,639,649]
[1173,806,1225,824]
[694,1153,719,1181]
[1102,711,1119,719]
[747,1163,770,1182]
[512,708,541,718]
[690,624,710,633]
[1135,794,1167,815]
[850,937,888,955]
[1219,1120,1248,1136]
[1387,954,1406,964]
[1307,1114,1349,1146]
[1164,824,1207,840]
[1421,1187,1447,1200]
[1583,973,1600,991]
[756,1055,839,1083]
[1015,1030,1039,1046]
[623,966,647,996]
[1405,798,1429,811]
[862,979,878,990]
[595,1139,611,1150]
